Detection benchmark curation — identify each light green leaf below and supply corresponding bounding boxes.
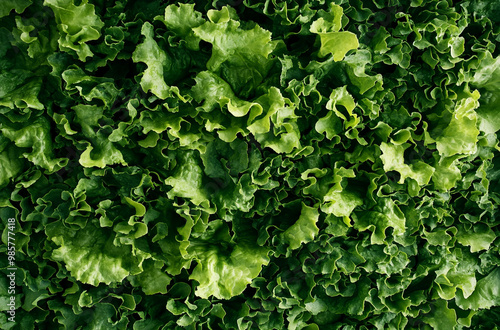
[192,10,275,95]
[160,3,204,38]
[192,70,257,116]
[281,203,320,250]
[79,140,126,169]
[456,224,497,253]
[188,221,269,299]
[193,18,274,72]
[46,221,147,286]
[310,5,358,60]
[1,117,66,172]
[423,300,457,330]
[314,31,359,60]
[380,142,435,185]
[0,144,24,187]
[132,22,171,99]
[44,0,104,61]
[128,259,171,295]
[165,151,208,206]
[355,198,406,245]
[322,189,363,222]
[436,91,481,157]
[431,157,462,191]
[471,53,500,133]
[455,267,500,310]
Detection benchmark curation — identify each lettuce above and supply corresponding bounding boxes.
[0,0,499,329]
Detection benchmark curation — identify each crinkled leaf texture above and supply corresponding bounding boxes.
[44,0,104,61]
[46,221,147,286]
[1,0,500,329]
[186,220,270,300]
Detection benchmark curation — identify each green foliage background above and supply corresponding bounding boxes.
[0,0,499,328]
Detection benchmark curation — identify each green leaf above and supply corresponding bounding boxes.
[380,142,435,186]
[1,117,66,172]
[355,198,406,245]
[132,22,171,99]
[192,9,275,96]
[422,300,457,330]
[192,70,257,117]
[46,221,147,286]
[188,221,270,299]
[44,0,104,61]
[0,0,31,18]
[158,3,204,43]
[314,31,359,61]
[0,143,24,187]
[436,91,481,157]
[310,5,359,61]
[431,157,462,191]
[471,53,500,133]
[1,1,500,328]
[456,224,497,253]
[455,267,500,310]
[322,189,363,220]
[281,203,320,250]
[165,151,208,206]
[128,259,171,295]
[193,12,274,72]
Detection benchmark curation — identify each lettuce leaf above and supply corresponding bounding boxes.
[1,0,499,328]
